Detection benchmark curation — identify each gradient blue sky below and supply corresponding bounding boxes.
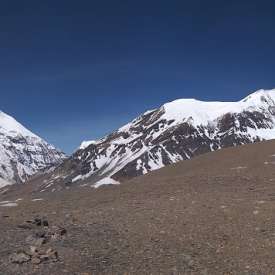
[1,0,275,153]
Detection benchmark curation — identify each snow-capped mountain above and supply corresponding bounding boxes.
[0,111,65,185]
[39,89,275,190]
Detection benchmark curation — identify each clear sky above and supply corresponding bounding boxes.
[1,0,275,153]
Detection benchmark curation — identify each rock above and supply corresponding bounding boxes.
[19,217,49,230]
[18,223,34,230]
[34,218,42,226]
[30,246,38,255]
[39,254,49,262]
[46,248,59,262]
[12,218,62,266]
[43,220,49,227]
[26,234,47,247]
[9,251,31,264]
[34,238,46,247]
[31,257,41,265]
[35,217,49,227]
[38,248,59,263]
[32,217,49,227]
[49,226,67,240]
[26,234,36,243]
[180,253,195,268]
[35,230,46,238]
[28,246,59,265]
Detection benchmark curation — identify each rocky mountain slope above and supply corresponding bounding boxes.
[39,89,275,190]
[0,111,65,185]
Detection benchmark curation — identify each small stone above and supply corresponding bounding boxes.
[18,223,34,230]
[46,248,54,254]
[30,246,38,255]
[40,254,49,261]
[43,220,49,227]
[46,248,59,261]
[49,226,67,240]
[34,238,46,247]
[59,227,67,236]
[31,257,41,265]
[26,233,48,246]
[10,251,31,264]
[34,218,42,226]
[35,230,46,238]
[33,217,49,227]
[26,234,36,243]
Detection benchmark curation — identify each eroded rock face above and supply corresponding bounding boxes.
[40,89,275,190]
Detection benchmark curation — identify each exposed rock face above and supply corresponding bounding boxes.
[0,111,65,185]
[41,89,275,189]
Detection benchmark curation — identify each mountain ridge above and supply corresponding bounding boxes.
[31,88,275,191]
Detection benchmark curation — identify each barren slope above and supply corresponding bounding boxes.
[1,140,275,274]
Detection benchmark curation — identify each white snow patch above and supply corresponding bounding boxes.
[0,202,18,207]
[0,200,12,204]
[79,140,97,150]
[160,89,275,127]
[93,177,120,188]
[72,175,83,183]
[231,166,247,170]
[0,200,18,207]
[0,178,12,188]
[256,200,265,204]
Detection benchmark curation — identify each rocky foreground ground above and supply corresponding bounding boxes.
[1,140,275,274]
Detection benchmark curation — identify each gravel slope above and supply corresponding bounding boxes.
[1,140,275,274]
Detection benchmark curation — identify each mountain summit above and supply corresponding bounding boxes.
[30,89,275,190]
[0,111,65,185]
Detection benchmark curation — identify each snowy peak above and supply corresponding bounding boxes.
[0,111,37,138]
[79,140,97,150]
[241,89,275,105]
[161,99,230,126]
[154,88,275,127]
[0,110,65,186]
[39,88,275,191]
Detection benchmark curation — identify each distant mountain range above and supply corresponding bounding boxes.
[27,88,275,192]
[2,88,275,190]
[0,111,65,185]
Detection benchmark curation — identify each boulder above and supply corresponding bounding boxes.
[9,251,31,264]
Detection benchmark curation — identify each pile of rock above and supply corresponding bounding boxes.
[9,247,58,265]
[25,225,67,246]
[18,217,49,230]
[10,217,67,266]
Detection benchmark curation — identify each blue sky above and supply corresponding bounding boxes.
[1,0,275,153]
